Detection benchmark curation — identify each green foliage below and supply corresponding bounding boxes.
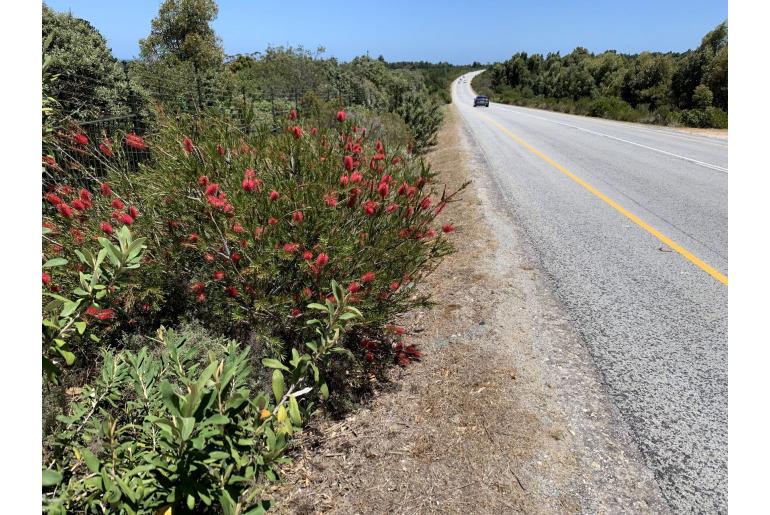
[42,226,147,381]
[479,21,727,128]
[42,4,135,120]
[43,286,363,513]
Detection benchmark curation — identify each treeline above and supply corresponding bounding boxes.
[474,22,727,128]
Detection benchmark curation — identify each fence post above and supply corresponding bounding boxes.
[122,60,139,132]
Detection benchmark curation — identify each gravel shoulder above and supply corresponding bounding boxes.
[271,104,669,514]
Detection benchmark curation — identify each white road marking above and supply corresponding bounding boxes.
[492,105,728,173]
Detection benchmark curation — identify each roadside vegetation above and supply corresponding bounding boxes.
[41,1,469,512]
[472,22,727,128]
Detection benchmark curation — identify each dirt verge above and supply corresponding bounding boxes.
[270,104,670,514]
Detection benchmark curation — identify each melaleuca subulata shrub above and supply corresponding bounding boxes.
[121,108,464,358]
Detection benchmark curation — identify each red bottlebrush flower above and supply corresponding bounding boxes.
[292,210,304,223]
[268,217,278,226]
[324,194,338,207]
[71,199,86,211]
[375,139,384,153]
[420,197,432,210]
[289,108,298,120]
[96,308,115,321]
[205,183,219,196]
[311,127,318,135]
[204,253,215,263]
[232,222,245,234]
[99,141,113,157]
[269,190,279,201]
[85,305,99,316]
[385,324,406,335]
[386,203,399,213]
[125,133,146,150]
[42,272,51,285]
[119,213,134,225]
[283,242,299,253]
[377,182,389,198]
[231,252,241,263]
[350,171,363,183]
[399,228,411,239]
[352,143,362,154]
[79,188,92,204]
[406,206,415,217]
[57,203,73,218]
[343,155,354,171]
[183,137,194,154]
[226,286,238,298]
[291,126,303,139]
[361,271,375,283]
[111,198,125,210]
[69,228,85,243]
[363,200,378,216]
[254,226,264,239]
[45,193,63,206]
[198,175,210,186]
[389,281,400,292]
[129,206,139,219]
[442,224,455,233]
[391,156,402,165]
[320,156,326,162]
[216,144,225,156]
[188,233,199,243]
[336,110,346,122]
[191,282,205,294]
[197,292,207,303]
[302,250,313,261]
[100,221,114,235]
[291,307,301,317]
[316,252,329,267]
[365,351,374,362]
[348,281,361,293]
[426,229,437,238]
[43,155,57,168]
[74,133,89,145]
[100,182,113,196]
[167,219,179,229]
[339,174,349,187]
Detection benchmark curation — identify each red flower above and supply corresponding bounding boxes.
[183,137,194,154]
[291,307,301,317]
[377,182,389,198]
[100,183,113,196]
[232,222,245,234]
[204,253,215,263]
[302,250,313,261]
[316,253,329,267]
[125,133,146,150]
[350,171,363,183]
[191,282,205,294]
[226,286,239,298]
[100,221,114,235]
[283,242,299,253]
[426,229,437,238]
[398,228,411,238]
[197,292,206,303]
[205,183,219,196]
[119,213,134,225]
[71,199,86,211]
[348,281,361,293]
[242,177,255,192]
[385,324,406,335]
[216,144,225,156]
[99,141,113,157]
[292,210,304,223]
[417,177,427,188]
[129,206,139,219]
[339,174,349,187]
[111,198,125,210]
[74,133,89,145]
[386,203,399,213]
[361,271,375,283]
[254,226,264,239]
[85,305,100,316]
[42,272,51,285]
[420,197,432,210]
[375,140,384,153]
[269,190,279,201]
[188,233,199,243]
[291,126,303,139]
[231,252,241,263]
[391,156,402,165]
[363,200,378,216]
[343,155,354,171]
[442,224,455,233]
[57,203,73,218]
[79,188,92,204]
[389,281,400,291]
[289,108,298,120]
[336,111,346,123]
[311,127,318,135]
[268,217,278,226]
[96,308,115,321]
[43,155,57,168]
[365,351,374,362]
[45,193,63,206]
[198,175,210,186]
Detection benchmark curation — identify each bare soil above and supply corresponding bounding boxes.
[269,105,669,514]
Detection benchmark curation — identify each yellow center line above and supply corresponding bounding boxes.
[475,110,728,286]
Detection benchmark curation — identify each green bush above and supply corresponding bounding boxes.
[43,286,363,514]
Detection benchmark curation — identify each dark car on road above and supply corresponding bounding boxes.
[474,95,489,107]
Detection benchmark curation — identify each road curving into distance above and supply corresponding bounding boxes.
[454,71,727,513]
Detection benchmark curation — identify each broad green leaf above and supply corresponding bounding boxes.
[42,469,62,487]
[42,257,68,268]
[272,369,284,403]
[319,383,329,400]
[288,396,301,426]
[81,448,100,473]
[261,358,289,372]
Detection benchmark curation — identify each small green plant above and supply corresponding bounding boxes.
[43,281,362,514]
[42,226,147,381]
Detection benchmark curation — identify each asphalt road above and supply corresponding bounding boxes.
[453,72,727,513]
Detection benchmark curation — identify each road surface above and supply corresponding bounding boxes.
[453,71,727,513]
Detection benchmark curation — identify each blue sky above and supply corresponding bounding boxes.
[43,0,727,64]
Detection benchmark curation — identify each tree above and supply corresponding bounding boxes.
[139,0,223,70]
